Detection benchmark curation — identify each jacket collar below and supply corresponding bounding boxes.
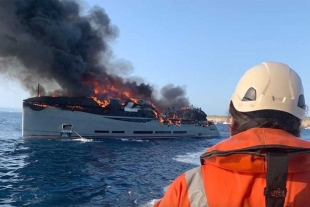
[201,128,310,173]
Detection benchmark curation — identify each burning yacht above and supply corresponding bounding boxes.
[22,96,219,139]
[1,0,220,139]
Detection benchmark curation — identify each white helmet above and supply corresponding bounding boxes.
[231,62,307,120]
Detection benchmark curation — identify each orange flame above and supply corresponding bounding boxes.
[129,98,139,104]
[123,91,131,98]
[33,103,52,108]
[91,96,110,108]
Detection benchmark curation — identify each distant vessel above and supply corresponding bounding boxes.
[22,96,220,139]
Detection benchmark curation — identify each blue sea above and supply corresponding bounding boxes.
[1,111,310,207]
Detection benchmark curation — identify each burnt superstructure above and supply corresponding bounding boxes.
[23,96,157,119]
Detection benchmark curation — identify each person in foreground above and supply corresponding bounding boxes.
[154,61,310,207]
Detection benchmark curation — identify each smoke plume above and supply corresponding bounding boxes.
[0,0,190,111]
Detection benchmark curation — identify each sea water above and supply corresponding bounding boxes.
[1,111,309,206]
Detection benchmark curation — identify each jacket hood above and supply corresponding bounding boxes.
[201,128,310,173]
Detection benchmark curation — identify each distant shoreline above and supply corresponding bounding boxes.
[208,115,310,127]
[0,107,22,112]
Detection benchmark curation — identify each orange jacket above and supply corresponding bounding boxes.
[154,128,310,207]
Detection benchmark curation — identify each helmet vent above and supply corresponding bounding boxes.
[242,87,256,101]
[297,94,307,110]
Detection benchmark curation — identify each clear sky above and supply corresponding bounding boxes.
[1,0,310,116]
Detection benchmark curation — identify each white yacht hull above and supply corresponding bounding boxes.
[22,106,220,139]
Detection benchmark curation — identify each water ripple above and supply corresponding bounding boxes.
[3,113,308,206]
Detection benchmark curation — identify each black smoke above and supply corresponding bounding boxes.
[0,0,190,110]
[156,84,190,110]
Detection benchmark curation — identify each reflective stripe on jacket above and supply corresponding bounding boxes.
[154,128,310,207]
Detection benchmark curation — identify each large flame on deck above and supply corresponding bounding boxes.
[33,79,207,126]
[85,79,137,101]
[30,94,209,127]
[34,81,207,126]
[85,78,161,113]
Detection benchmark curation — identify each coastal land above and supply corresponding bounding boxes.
[208,116,310,127]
